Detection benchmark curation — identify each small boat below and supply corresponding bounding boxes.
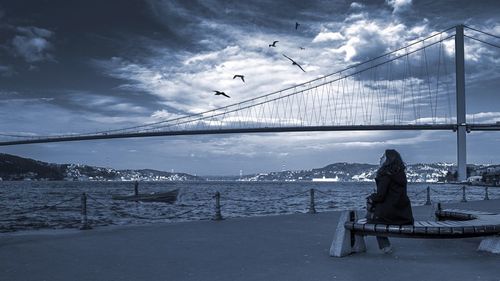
[112,189,179,203]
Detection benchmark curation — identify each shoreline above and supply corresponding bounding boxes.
[1,199,499,281]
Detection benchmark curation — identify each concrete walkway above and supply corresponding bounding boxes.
[1,200,499,281]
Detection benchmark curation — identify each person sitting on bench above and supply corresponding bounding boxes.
[366,149,414,253]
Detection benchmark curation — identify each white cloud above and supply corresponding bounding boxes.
[312,31,345,43]
[336,18,414,61]
[468,112,500,119]
[467,112,500,123]
[151,109,186,120]
[144,129,443,166]
[97,41,321,116]
[97,4,444,130]
[349,2,364,10]
[386,0,412,14]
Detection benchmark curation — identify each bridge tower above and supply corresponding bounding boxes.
[455,24,467,182]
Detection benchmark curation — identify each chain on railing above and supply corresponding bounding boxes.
[216,188,347,219]
[0,195,80,219]
[428,185,494,204]
[226,190,309,203]
[87,194,210,221]
[314,189,339,210]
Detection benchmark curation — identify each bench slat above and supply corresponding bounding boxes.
[375,224,388,232]
[416,221,439,227]
[400,225,414,235]
[432,221,455,227]
[445,209,496,216]
[387,225,401,234]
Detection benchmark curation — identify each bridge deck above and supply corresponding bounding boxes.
[1,124,500,146]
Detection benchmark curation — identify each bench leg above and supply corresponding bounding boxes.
[478,236,500,254]
[330,211,366,257]
[353,233,367,253]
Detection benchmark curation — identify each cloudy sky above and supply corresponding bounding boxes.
[1,0,500,175]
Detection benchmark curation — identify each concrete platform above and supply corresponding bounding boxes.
[1,200,499,281]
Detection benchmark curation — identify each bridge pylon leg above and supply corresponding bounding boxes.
[455,24,467,182]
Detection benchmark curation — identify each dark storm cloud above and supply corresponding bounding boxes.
[0,0,179,126]
[0,65,15,77]
[10,26,54,62]
[148,0,338,32]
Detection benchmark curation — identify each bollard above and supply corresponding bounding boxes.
[484,186,490,200]
[308,189,317,214]
[80,193,92,230]
[425,186,432,205]
[213,191,223,221]
[461,185,467,202]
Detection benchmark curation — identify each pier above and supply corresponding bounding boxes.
[1,199,499,281]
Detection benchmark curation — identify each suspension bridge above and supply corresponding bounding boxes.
[1,25,500,181]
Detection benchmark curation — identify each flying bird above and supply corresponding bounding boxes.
[233,74,245,82]
[282,54,306,72]
[214,90,230,98]
[269,40,279,47]
[299,47,305,50]
[295,22,300,30]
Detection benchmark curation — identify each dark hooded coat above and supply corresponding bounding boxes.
[368,169,414,225]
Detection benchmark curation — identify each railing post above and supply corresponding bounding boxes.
[425,186,431,205]
[484,186,490,200]
[308,188,317,214]
[435,202,443,221]
[213,191,223,221]
[80,193,92,230]
[134,181,139,196]
[461,185,467,202]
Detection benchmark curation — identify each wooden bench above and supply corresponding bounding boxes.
[330,206,500,257]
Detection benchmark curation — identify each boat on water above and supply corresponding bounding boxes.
[112,189,179,203]
[312,176,340,182]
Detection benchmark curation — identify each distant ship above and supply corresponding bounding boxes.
[312,175,340,182]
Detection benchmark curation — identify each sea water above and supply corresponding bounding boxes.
[0,181,497,232]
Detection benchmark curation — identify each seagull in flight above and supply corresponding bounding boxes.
[269,40,279,47]
[282,54,306,72]
[299,47,305,50]
[233,74,245,82]
[214,90,230,98]
[295,22,300,30]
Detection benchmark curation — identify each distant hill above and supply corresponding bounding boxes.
[0,153,67,180]
[239,162,480,183]
[0,153,491,183]
[240,163,378,182]
[0,153,203,181]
